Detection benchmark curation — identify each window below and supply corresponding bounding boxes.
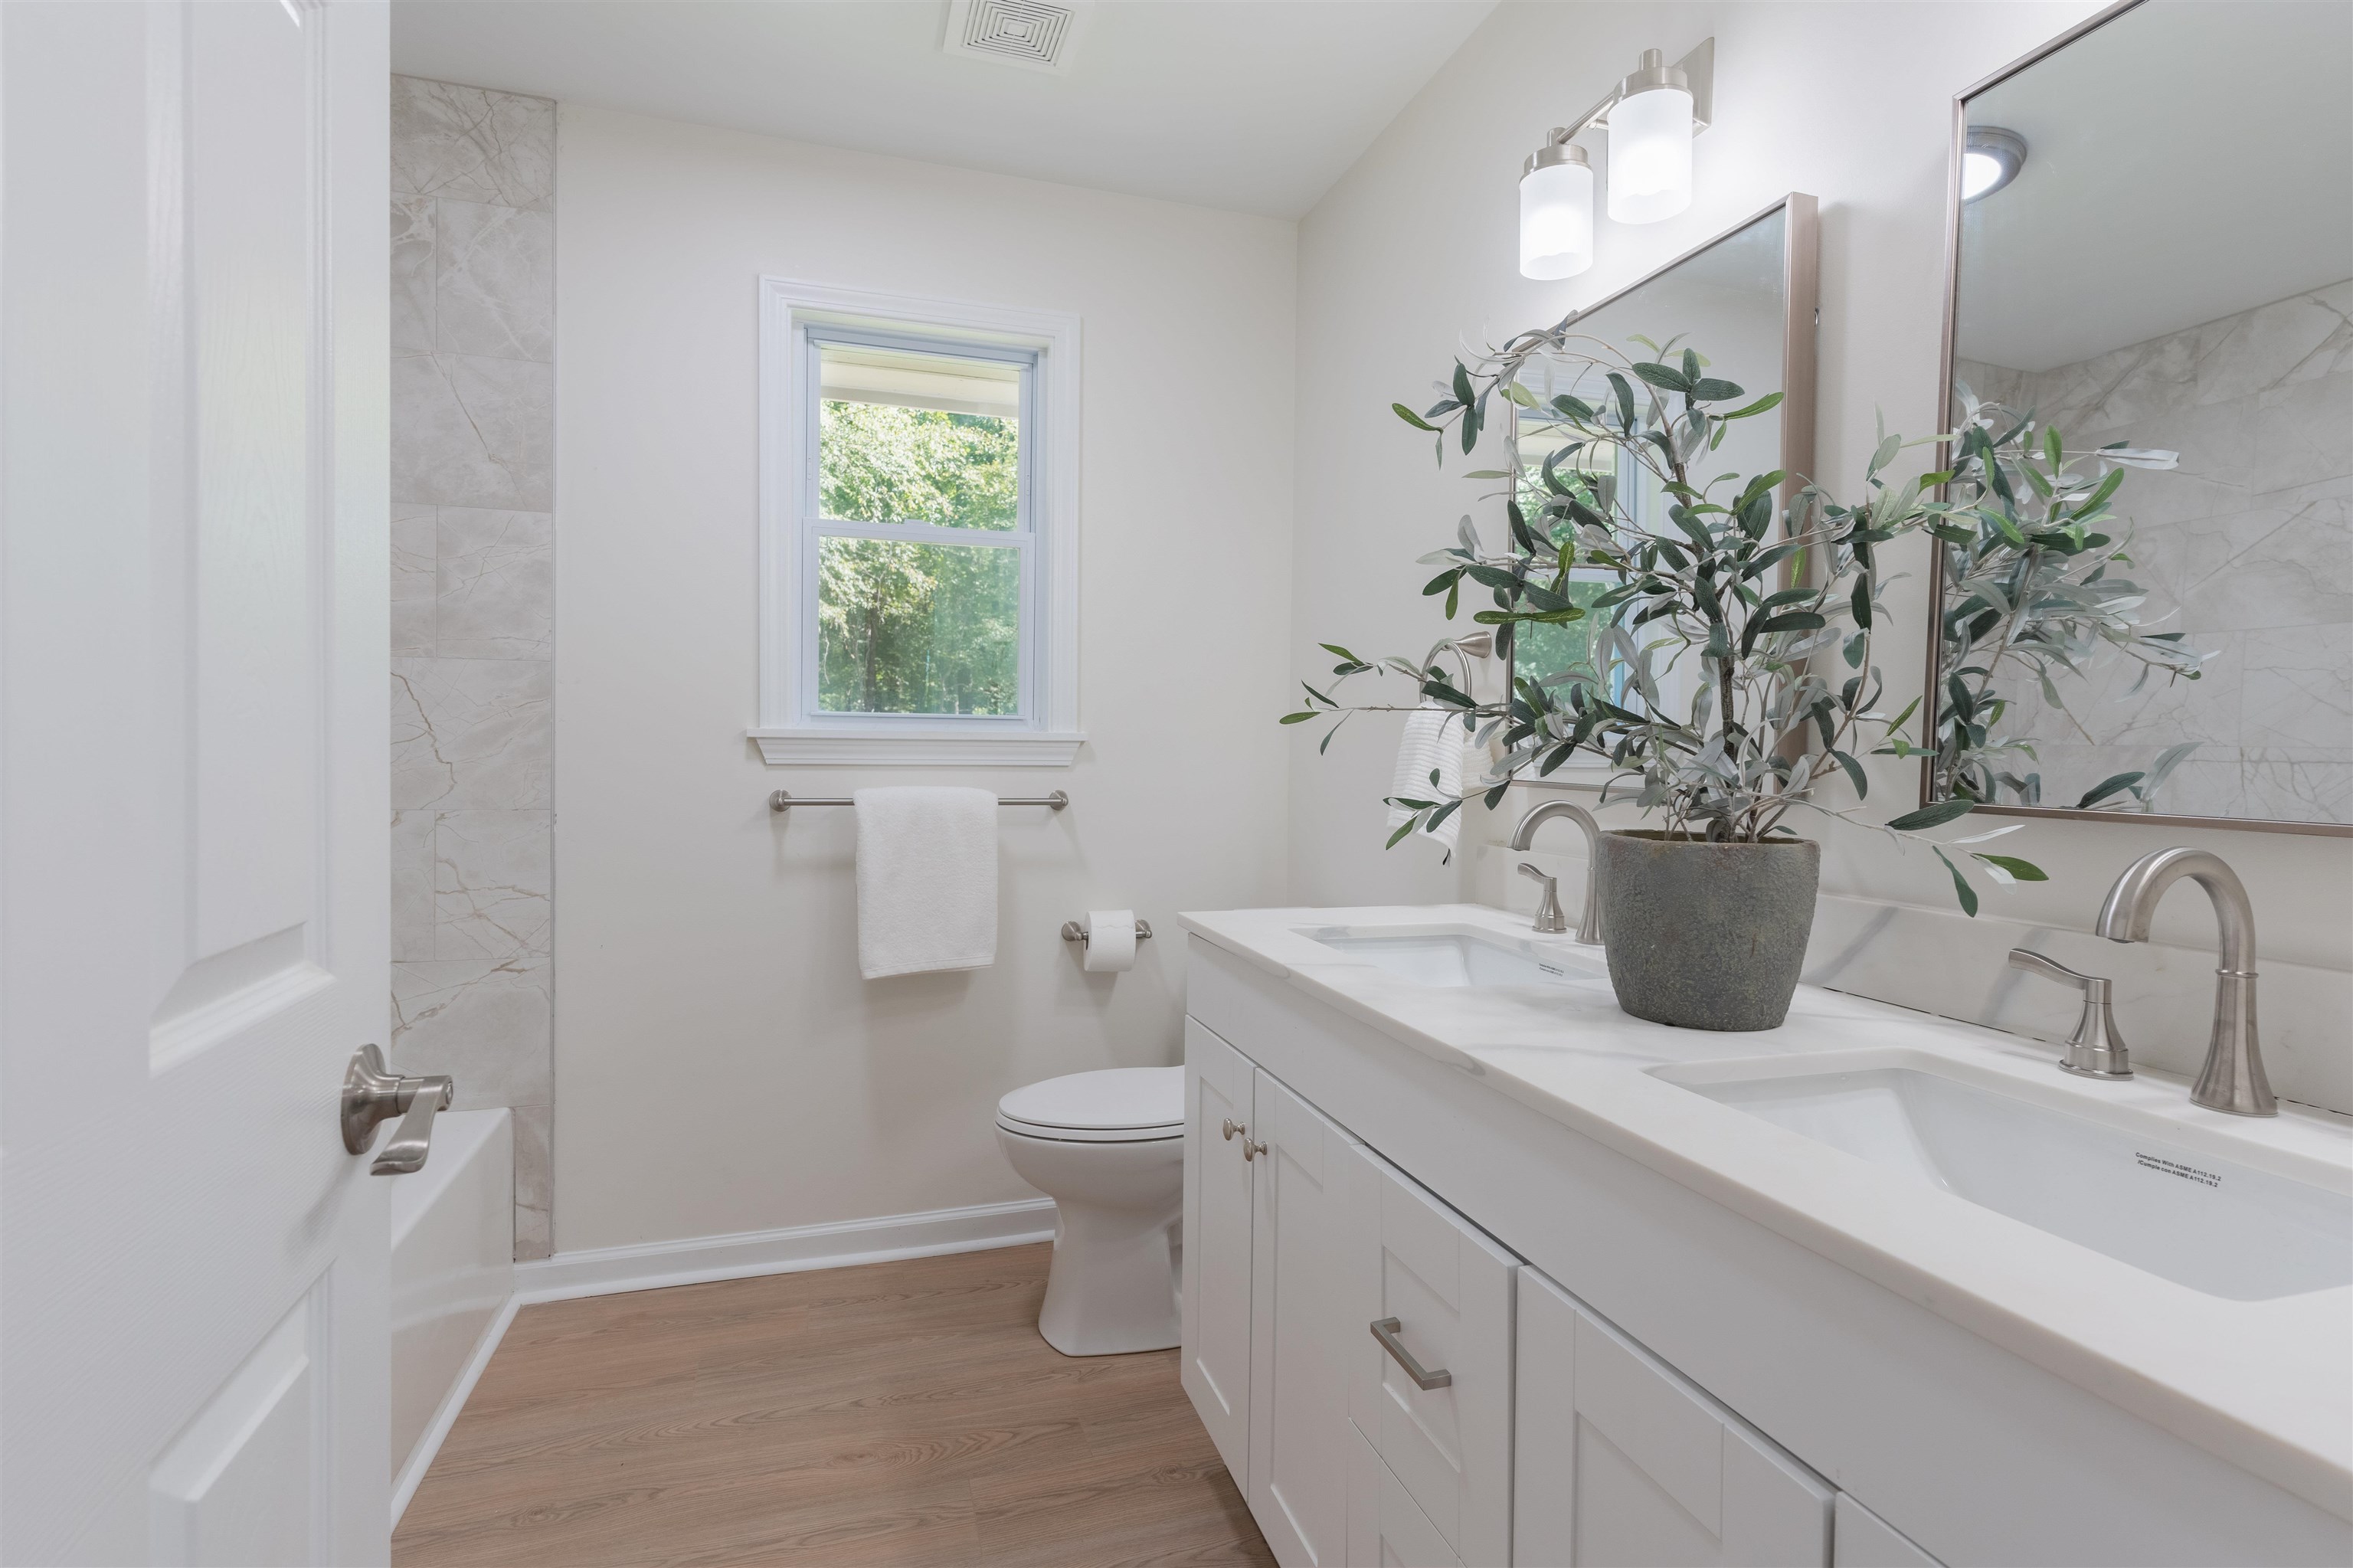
[754,282,1082,765]
[1513,401,1694,743]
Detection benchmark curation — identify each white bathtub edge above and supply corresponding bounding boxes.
[512,1196,1058,1304]
[391,1291,521,1530]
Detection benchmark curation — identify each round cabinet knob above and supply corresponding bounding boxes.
[1242,1137,1268,1162]
[1221,1118,1242,1141]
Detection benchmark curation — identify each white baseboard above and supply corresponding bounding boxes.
[391,1294,523,1529]
[388,1196,1057,1530]
[512,1195,1058,1304]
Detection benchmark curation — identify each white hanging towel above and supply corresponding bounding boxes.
[1386,706,1471,853]
[854,786,999,979]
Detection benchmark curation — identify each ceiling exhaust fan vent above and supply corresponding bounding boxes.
[944,0,1085,74]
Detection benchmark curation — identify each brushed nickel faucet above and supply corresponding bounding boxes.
[2096,847,2276,1117]
[1507,798,1602,945]
[2005,949,2132,1079]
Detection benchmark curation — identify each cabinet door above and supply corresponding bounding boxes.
[1515,1268,1832,1566]
[1833,1494,1943,1567]
[1348,1147,1517,1568]
[1347,1419,1466,1568]
[1183,1017,1257,1478]
[1248,1069,1360,1566]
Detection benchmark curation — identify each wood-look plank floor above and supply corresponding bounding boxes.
[393,1242,1275,1568]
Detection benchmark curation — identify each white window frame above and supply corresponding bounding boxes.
[751,279,1083,766]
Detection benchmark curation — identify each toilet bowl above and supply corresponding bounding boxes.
[995,1066,1184,1357]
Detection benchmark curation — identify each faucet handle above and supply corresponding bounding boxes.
[1518,863,1566,935]
[2007,949,2132,1080]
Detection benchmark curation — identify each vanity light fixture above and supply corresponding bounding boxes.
[1962,126,2027,201]
[1517,39,1715,280]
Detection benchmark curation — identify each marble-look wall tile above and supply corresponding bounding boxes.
[391,656,551,810]
[390,953,551,1108]
[394,74,556,1255]
[437,201,553,362]
[437,507,551,659]
[510,1104,552,1261]
[391,197,437,352]
[391,350,553,511]
[1956,281,2351,823]
[391,76,554,210]
[434,809,551,960]
[391,809,437,962]
[391,506,437,656]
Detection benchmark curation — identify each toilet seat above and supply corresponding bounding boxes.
[996,1066,1183,1144]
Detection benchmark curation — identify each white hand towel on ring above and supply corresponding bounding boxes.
[1386,706,1475,853]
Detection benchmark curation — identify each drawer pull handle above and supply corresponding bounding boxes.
[1370,1317,1453,1390]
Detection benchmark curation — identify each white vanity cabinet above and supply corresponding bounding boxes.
[1515,1267,1837,1566]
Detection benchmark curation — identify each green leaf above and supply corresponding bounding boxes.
[1688,378,1744,401]
[1278,711,1317,725]
[1317,643,1361,663]
[1752,611,1827,636]
[1392,402,1440,433]
[1973,853,2048,882]
[1385,818,1420,849]
[1869,433,1902,477]
[1605,372,1636,430]
[1551,394,1598,421]
[1933,846,1980,917]
[1885,799,1975,832]
[1849,574,1872,630]
[1451,362,1475,404]
[1831,748,1867,797]
[1633,362,1693,394]
[2075,771,2144,809]
[1719,391,1784,421]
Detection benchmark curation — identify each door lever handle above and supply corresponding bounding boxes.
[1370,1317,1452,1390]
[341,1044,455,1174]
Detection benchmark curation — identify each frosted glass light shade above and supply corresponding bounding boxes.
[1608,83,1694,224]
[1520,158,1595,280]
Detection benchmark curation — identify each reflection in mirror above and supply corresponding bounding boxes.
[1511,199,1815,743]
[1936,0,2353,828]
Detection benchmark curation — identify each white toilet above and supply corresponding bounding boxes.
[995,1066,1184,1357]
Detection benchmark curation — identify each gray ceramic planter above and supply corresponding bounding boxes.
[1594,830,1821,1032]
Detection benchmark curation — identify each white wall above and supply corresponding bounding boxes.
[1288,3,2353,1109]
[553,105,1295,1251]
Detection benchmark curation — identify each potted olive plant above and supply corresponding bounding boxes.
[1286,329,2047,1031]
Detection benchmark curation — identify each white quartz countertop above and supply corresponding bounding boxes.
[1176,902,2353,1521]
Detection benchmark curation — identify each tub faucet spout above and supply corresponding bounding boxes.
[2095,847,2275,1117]
[1507,799,1603,945]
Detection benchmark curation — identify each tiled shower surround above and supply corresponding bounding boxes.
[1957,280,2353,824]
[389,77,556,1258]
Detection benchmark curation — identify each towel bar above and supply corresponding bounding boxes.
[769,789,1069,813]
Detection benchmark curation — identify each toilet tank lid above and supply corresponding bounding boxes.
[998,1067,1183,1132]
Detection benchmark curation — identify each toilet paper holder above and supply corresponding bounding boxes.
[1062,918,1154,946]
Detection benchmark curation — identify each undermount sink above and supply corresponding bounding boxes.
[1300,924,1605,989]
[1653,1052,2353,1301]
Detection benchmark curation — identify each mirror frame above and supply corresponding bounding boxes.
[1919,0,2352,838]
[1510,191,1821,790]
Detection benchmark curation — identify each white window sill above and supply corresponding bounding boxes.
[748,728,1087,768]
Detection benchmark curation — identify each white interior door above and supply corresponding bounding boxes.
[2,2,391,1563]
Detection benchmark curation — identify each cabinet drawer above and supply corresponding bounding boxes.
[1348,1147,1517,1568]
[1515,1268,1832,1566]
[1347,1418,1464,1568]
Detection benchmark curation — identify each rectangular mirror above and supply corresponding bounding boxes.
[1509,194,1819,755]
[1929,0,2353,832]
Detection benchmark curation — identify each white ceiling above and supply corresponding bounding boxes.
[1955,0,2353,372]
[389,0,1500,218]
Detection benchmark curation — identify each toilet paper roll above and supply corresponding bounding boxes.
[1082,910,1138,973]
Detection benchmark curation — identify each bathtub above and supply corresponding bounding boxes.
[388,1107,514,1516]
